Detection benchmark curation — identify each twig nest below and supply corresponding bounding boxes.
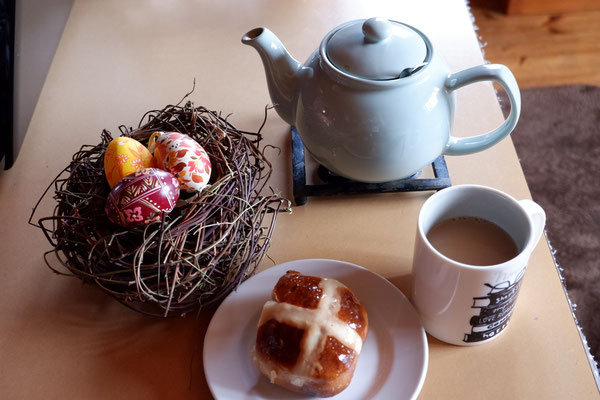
[32,101,290,317]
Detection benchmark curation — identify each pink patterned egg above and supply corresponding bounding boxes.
[149,131,212,193]
[105,168,180,227]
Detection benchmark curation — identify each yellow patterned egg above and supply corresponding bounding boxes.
[104,137,155,188]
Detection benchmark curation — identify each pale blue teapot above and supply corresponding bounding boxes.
[242,17,520,182]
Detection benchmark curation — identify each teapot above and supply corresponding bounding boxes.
[242,17,520,183]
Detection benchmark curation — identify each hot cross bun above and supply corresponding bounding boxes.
[252,270,368,397]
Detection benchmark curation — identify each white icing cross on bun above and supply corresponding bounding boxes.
[252,270,368,397]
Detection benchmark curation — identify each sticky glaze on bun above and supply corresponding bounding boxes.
[252,270,368,397]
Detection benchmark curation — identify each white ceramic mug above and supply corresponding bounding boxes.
[411,185,546,346]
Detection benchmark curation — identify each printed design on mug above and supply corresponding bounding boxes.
[463,269,525,343]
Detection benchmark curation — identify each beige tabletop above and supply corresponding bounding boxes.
[1,0,598,399]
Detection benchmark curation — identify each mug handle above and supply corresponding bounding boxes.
[519,199,546,249]
[443,64,521,156]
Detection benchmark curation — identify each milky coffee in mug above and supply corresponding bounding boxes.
[411,185,546,345]
[426,216,519,266]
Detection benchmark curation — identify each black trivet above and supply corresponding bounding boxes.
[292,127,451,205]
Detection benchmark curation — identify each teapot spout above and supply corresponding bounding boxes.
[242,28,301,125]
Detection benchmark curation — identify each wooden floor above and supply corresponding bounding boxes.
[470,5,600,88]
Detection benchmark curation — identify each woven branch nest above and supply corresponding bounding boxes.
[31,100,290,317]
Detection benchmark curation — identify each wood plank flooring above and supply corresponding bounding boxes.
[470,5,600,88]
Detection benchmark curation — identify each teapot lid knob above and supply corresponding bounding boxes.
[362,17,392,42]
[326,18,430,80]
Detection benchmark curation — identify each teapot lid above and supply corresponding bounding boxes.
[326,18,430,80]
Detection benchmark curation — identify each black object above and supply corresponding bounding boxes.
[0,0,15,168]
[0,0,73,170]
[292,126,451,205]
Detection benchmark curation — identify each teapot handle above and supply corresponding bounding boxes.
[443,64,521,156]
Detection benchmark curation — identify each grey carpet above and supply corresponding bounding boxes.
[499,85,600,365]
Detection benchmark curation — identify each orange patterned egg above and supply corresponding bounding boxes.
[104,137,155,188]
[149,131,212,193]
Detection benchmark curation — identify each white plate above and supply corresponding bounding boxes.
[203,259,428,400]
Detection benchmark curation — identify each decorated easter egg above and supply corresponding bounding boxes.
[105,168,180,227]
[149,131,212,193]
[104,136,155,188]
